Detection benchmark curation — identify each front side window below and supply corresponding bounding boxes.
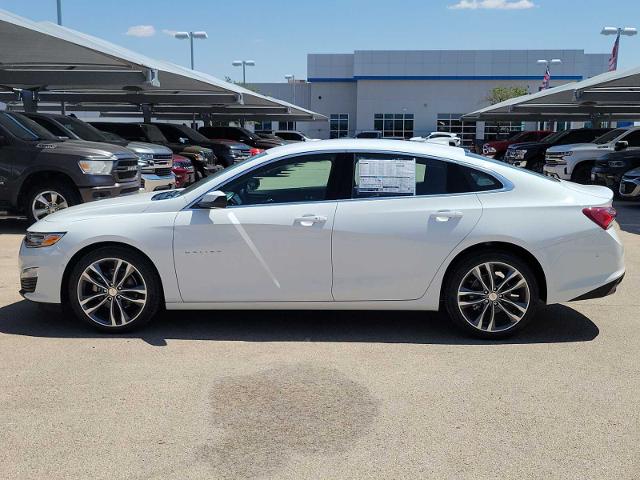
[0,113,58,141]
[352,153,501,198]
[221,153,340,207]
[330,114,349,138]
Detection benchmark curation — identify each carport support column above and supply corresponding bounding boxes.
[142,105,152,123]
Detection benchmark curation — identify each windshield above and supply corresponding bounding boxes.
[0,112,59,141]
[593,129,626,144]
[540,130,567,144]
[57,116,107,142]
[100,131,127,142]
[141,124,169,143]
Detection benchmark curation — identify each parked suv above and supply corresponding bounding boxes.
[91,122,217,180]
[198,126,284,150]
[591,142,640,193]
[482,130,552,160]
[274,130,320,142]
[544,127,640,183]
[619,167,640,198]
[504,128,611,173]
[24,113,175,193]
[152,123,252,167]
[0,112,139,223]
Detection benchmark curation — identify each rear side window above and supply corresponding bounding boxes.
[352,153,502,198]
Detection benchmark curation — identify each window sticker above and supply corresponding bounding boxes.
[357,158,416,195]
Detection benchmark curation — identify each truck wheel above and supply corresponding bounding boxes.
[529,159,544,173]
[24,182,80,224]
[571,163,593,184]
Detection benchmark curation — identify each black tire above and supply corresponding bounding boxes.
[67,246,162,332]
[528,158,544,174]
[443,250,540,339]
[571,163,593,184]
[24,181,81,224]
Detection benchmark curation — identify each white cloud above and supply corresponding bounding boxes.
[162,29,178,36]
[125,25,156,37]
[449,0,536,9]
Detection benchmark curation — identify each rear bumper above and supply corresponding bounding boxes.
[570,273,624,301]
[78,180,140,202]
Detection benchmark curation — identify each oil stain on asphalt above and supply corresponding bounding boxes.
[199,363,380,479]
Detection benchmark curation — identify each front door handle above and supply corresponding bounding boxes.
[294,214,328,227]
[431,210,463,222]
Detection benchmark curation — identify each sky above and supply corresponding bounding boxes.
[2,0,640,82]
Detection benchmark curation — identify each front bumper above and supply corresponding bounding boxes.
[78,180,140,203]
[591,168,623,189]
[543,164,570,180]
[619,175,640,198]
[140,173,176,192]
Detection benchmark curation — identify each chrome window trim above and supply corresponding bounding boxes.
[185,148,513,210]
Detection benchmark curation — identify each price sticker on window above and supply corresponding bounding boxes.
[357,158,416,195]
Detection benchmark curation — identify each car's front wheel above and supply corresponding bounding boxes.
[444,251,540,339]
[67,246,162,332]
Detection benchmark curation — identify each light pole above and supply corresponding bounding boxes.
[284,74,296,105]
[232,60,255,85]
[174,31,208,70]
[174,31,207,128]
[56,0,62,25]
[601,26,637,71]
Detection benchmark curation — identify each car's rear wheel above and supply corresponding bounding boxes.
[444,251,540,339]
[67,246,162,332]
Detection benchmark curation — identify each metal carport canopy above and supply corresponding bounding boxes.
[0,9,326,121]
[462,66,640,121]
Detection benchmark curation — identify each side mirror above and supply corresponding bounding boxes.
[196,190,227,209]
[615,141,629,151]
[179,137,189,144]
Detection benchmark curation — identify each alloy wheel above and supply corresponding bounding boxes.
[32,190,69,220]
[77,258,147,327]
[457,262,530,333]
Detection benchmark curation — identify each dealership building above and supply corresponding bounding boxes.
[250,49,610,146]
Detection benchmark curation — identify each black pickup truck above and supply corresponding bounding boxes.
[503,128,611,172]
[0,112,139,223]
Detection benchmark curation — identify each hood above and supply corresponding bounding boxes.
[623,167,640,177]
[211,139,251,150]
[546,142,597,153]
[484,140,510,148]
[125,141,173,155]
[507,141,546,151]
[37,139,137,159]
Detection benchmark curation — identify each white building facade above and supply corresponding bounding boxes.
[251,49,610,146]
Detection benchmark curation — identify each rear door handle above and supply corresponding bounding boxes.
[431,210,463,222]
[294,214,327,227]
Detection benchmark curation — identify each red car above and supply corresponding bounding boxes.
[172,154,196,188]
[482,130,552,160]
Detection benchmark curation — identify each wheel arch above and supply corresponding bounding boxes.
[60,241,165,306]
[440,241,547,303]
[17,170,80,211]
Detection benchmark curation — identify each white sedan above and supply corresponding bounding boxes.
[19,140,624,338]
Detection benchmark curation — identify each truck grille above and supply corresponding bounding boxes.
[155,167,172,177]
[113,158,140,182]
[545,152,569,165]
[153,154,173,161]
[621,181,636,195]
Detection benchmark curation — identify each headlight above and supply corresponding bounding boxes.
[193,153,204,162]
[25,232,65,248]
[514,149,527,160]
[484,146,496,154]
[78,160,114,175]
[608,160,626,168]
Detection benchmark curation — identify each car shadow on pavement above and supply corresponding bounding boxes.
[0,218,29,235]
[613,200,640,235]
[0,300,598,346]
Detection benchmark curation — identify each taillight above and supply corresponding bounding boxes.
[583,206,617,230]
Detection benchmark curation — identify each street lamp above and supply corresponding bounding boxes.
[284,74,296,104]
[232,60,255,85]
[174,31,208,70]
[601,26,637,71]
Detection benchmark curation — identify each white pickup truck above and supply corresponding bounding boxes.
[543,127,640,183]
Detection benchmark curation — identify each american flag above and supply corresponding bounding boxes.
[540,65,551,90]
[609,33,620,71]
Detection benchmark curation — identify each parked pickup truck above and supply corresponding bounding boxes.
[544,127,640,183]
[504,128,611,173]
[24,113,175,193]
[482,130,552,160]
[591,142,640,194]
[0,112,139,223]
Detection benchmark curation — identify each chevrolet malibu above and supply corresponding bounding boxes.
[19,140,625,339]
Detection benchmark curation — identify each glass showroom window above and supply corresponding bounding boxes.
[484,121,523,142]
[374,113,414,138]
[330,114,349,138]
[254,121,273,134]
[437,114,476,147]
[278,121,296,131]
